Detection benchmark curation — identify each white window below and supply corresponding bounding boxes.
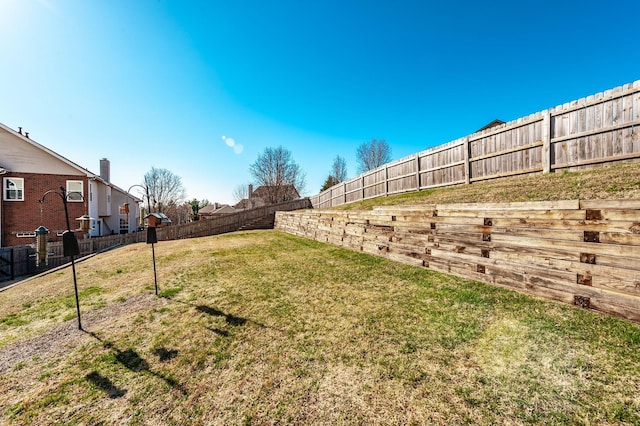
[16,232,36,238]
[3,177,24,201]
[66,180,83,202]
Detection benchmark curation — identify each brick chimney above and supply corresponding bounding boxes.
[100,158,110,182]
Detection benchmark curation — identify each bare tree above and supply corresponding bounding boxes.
[356,139,392,173]
[164,200,192,225]
[232,183,249,203]
[249,146,306,204]
[331,155,348,183]
[143,167,186,214]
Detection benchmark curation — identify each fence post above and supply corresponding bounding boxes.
[463,136,471,185]
[384,165,388,196]
[361,175,365,201]
[343,182,347,205]
[542,110,551,173]
[414,153,420,190]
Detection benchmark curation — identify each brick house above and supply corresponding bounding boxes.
[0,122,141,247]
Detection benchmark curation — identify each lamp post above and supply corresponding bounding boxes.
[126,184,158,296]
[39,186,83,330]
[126,184,151,230]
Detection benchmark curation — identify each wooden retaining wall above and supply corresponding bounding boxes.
[275,199,640,322]
[311,80,640,208]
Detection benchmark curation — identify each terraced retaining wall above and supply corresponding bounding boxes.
[276,199,640,322]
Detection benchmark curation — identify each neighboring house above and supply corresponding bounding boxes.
[476,119,505,133]
[234,184,300,210]
[197,203,237,220]
[0,122,141,247]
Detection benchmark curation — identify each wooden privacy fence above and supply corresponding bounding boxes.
[275,199,640,322]
[44,231,147,269]
[154,199,311,240]
[311,80,640,208]
[41,199,312,268]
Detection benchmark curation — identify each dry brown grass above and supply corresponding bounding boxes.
[2,231,640,425]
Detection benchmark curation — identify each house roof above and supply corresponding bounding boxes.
[198,204,217,214]
[199,204,237,216]
[0,121,142,203]
[0,121,95,177]
[475,119,505,133]
[213,205,236,214]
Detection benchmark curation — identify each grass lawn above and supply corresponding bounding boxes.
[1,230,640,425]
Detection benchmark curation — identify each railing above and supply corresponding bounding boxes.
[0,246,36,282]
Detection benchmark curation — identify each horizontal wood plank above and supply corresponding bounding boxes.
[276,194,640,322]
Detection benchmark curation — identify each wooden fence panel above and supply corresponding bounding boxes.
[469,114,544,181]
[345,177,363,205]
[550,84,640,170]
[387,156,418,195]
[418,140,466,188]
[363,169,386,199]
[330,184,345,207]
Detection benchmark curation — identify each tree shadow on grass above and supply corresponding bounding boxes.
[85,371,126,399]
[164,298,278,332]
[86,331,186,394]
[195,305,247,326]
[152,347,179,362]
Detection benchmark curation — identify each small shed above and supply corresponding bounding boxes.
[144,212,172,228]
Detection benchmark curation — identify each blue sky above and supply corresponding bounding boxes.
[1,0,639,204]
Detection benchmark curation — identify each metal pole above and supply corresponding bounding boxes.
[60,187,82,330]
[151,242,158,296]
[70,255,82,329]
[128,184,158,296]
[61,187,72,230]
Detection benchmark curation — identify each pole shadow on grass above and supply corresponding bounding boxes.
[164,298,278,334]
[86,331,186,395]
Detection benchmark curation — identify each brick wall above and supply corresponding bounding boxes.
[2,172,88,247]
